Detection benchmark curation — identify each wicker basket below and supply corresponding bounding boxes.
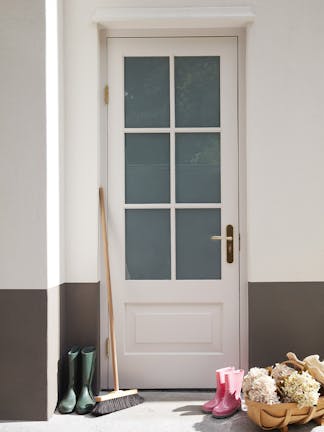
[245,395,324,432]
[245,358,324,432]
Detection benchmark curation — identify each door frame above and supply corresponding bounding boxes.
[99,27,248,390]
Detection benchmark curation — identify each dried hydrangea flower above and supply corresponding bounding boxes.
[243,367,280,405]
[271,363,295,383]
[281,371,320,408]
[243,367,268,393]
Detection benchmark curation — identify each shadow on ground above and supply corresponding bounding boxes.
[173,405,206,416]
[173,405,319,432]
[193,411,261,432]
[193,412,319,432]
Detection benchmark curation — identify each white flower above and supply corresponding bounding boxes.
[271,363,295,383]
[242,367,268,391]
[243,367,280,405]
[281,371,320,408]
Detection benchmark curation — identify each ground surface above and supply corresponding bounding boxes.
[0,391,322,432]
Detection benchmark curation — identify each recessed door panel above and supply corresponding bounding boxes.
[125,303,223,353]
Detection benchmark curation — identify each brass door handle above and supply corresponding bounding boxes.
[210,225,234,264]
[210,235,233,241]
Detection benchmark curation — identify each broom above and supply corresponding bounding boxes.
[92,187,144,416]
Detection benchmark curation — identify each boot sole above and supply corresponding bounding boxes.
[76,408,93,415]
[202,409,213,414]
[58,410,74,414]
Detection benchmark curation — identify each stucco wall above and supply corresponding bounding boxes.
[63,0,324,283]
[0,0,61,419]
[63,0,101,282]
[0,0,47,290]
[46,0,65,288]
[246,0,324,281]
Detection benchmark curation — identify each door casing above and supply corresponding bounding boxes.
[98,27,248,390]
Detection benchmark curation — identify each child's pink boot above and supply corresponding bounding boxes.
[212,369,244,418]
[202,367,235,413]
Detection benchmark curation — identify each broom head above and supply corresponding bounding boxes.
[91,389,144,416]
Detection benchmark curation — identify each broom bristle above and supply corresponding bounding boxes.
[91,393,144,416]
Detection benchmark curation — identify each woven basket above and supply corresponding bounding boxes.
[245,396,324,432]
[245,359,324,432]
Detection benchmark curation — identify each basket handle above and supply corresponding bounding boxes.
[282,352,307,372]
[286,352,306,368]
[281,359,305,373]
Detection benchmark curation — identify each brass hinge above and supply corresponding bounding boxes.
[104,85,109,105]
[106,337,110,357]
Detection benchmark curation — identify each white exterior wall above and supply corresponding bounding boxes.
[0,0,65,290]
[46,0,65,288]
[46,0,62,416]
[63,0,324,283]
[0,0,47,290]
[63,1,100,282]
[0,0,61,418]
[246,0,324,281]
[46,0,63,288]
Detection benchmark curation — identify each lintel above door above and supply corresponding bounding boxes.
[92,6,255,30]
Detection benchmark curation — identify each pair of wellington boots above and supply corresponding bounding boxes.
[58,346,96,415]
[202,367,244,418]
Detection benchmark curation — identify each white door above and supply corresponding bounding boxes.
[106,37,239,388]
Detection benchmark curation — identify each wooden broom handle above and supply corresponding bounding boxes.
[99,187,119,391]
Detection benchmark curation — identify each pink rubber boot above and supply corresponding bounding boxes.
[212,369,244,418]
[202,367,235,413]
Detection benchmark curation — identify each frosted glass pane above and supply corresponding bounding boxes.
[176,133,220,203]
[176,209,221,279]
[125,134,170,204]
[125,57,170,128]
[175,56,220,127]
[126,210,171,279]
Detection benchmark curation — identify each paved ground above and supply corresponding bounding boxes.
[0,391,322,432]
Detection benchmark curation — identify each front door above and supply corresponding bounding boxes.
[106,36,239,388]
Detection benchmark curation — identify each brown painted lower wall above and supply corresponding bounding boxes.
[249,282,324,368]
[3,281,324,419]
[0,290,48,420]
[59,282,100,399]
[0,283,100,421]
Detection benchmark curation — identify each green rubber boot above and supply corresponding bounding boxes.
[58,346,80,414]
[76,346,96,414]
